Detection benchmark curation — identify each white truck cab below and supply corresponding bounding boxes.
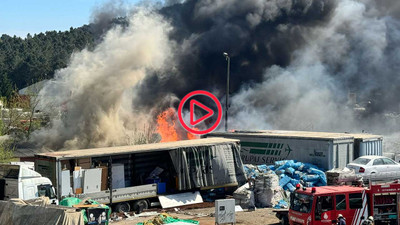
[0,163,58,204]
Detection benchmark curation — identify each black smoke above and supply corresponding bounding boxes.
[134,0,338,109]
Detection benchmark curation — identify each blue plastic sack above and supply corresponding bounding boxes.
[286,182,296,192]
[257,165,270,173]
[285,167,295,175]
[279,175,291,187]
[268,165,276,171]
[276,169,285,175]
[290,179,300,186]
[291,162,303,169]
[274,199,288,209]
[302,174,320,182]
[307,168,327,186]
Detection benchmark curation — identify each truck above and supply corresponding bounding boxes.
[34,137,246,212]
[287,181,400,225]
[0,163,58,204]
[206,130,383,170]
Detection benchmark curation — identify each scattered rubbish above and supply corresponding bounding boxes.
[0,198,84,225]
[59,197,111,224]
[254,171,283,207]
[147,167,164,180]
[235,205,244,212]
[233,183,255,209]
[236,160,327,209]
[327,167,363,185]
[136,213,199,225]
[244,160,327,192]
[136,211,161,217]
[273,200,288,209]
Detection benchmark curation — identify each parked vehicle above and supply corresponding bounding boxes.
[288,181,400,225]
[0,163,58,204]
[34,138,246,212]
[347,156,400,181]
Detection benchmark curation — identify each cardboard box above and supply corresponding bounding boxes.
[78,158,91,169]
[75,188,82,194]
[98,166,108,191]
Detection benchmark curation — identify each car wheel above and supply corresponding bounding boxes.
[133,200,149,214]
[115,202,130,213]
[280,216,289,225]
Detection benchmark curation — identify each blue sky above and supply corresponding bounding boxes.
[0,0,139,37]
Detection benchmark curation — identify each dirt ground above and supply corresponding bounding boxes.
[111,207,280,225]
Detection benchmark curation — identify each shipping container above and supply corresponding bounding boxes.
[352,133,383,159]
[205,130,355,170]
[34,138,246,212]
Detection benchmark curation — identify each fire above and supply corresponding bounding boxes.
[156,107,199,142]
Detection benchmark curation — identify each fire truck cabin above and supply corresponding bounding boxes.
[289,182,400,225]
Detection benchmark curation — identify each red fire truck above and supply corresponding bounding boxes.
[288,182,400,225]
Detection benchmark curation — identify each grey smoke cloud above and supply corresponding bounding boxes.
[31,0,400,152]
[229,0,400,134]
[33,9,174,149]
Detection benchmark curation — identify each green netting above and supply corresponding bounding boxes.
[59,198,111,225]
[136,213,199,225]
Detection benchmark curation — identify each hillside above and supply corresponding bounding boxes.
[0,25,95,99]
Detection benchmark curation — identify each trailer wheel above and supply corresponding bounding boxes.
[133,200,149,214]
[115,202,131,213]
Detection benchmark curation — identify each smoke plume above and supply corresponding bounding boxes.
[33,9,174,149]
[33,0,400,151]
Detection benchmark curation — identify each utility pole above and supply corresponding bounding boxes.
[223,52,230,132]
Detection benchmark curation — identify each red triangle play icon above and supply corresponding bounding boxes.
[190,99,214,126]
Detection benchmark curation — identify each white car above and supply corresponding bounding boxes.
[347,156,400,180]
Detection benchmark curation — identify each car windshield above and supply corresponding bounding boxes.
[290,192,313,213]
[352,158,371,165]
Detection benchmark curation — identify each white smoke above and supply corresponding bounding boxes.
[33,9,175,149]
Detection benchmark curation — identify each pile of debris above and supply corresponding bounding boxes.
[234,160,327,209]
[135,213,199,225]
[245,160,327,191]
[326,167,363,185]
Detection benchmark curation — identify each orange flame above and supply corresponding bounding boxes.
[157,108,179,142]
[156,107,199,142]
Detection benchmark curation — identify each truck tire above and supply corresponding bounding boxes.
[115,202,131,213]
[280,215,289,225]
[133,200,149,214]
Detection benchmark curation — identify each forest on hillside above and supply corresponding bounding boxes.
[0,26,95,99]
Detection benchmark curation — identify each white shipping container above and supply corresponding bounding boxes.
[353,134,383,159]
[206,130,355,170]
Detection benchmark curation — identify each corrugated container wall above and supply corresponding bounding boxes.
[205,130,355,170]
[353,134,383,159]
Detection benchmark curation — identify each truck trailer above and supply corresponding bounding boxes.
[206,130,383,170]
[206,130,355,170]
[34,138,245,212]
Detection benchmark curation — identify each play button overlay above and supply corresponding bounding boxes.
[190,99,214,126]
[178,90,223,135]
